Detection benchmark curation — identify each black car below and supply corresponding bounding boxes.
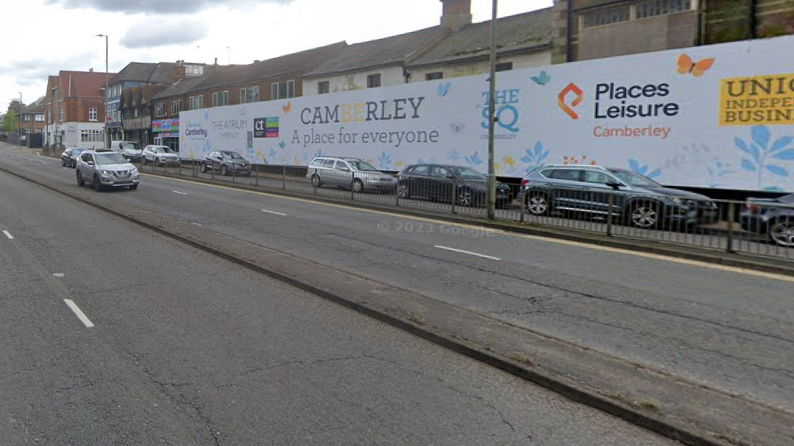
[397,164,512,208]
[61,148,86,168]
[740,194,794,247]
[200,150,252,176]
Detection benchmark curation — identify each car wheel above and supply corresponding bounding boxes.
[311,174,322,187]
[525,192,551,216]
[155,157,161,167]
[769,217,794,248]
[62,159,65,166]
[457,188,474,207]
[76,170,85,187]
[142,157,147,165]
[628,200,659,229]
[397,183,410,199]
[93,175,102,192]
[352,179,364,193]
[221,165,228,176]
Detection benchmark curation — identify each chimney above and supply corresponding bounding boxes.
[89,68,94,72]
[174,60,186,81]
[440,0,472,31]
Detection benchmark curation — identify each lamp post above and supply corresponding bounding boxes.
[96,34,109,148]
[486,0,498,219]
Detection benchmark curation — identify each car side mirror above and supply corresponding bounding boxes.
[606,181,621,190]
[87,161,94,166]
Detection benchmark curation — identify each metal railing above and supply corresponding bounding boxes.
[136,159,794,262]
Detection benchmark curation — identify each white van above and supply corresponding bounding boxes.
[110,140,143,162]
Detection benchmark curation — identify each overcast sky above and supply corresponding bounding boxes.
[0,0,552,110]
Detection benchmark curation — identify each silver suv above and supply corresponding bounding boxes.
[307,156,397,193]
[76,149,140,191]
[520,165,717,228]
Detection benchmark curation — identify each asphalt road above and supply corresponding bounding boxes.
[3,145,794,414]
[0,151,681,445]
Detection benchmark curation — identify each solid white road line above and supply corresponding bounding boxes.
[64,299,95,328]
[2,230,13,240]
[434,245,501,261]
[173,191,188,195]
[262,209,287,217]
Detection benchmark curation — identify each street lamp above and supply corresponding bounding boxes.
[486,0,498,219]
[96,34,109,148]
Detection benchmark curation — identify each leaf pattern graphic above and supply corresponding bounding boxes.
[771,137,794,153]
[766,165,788,177]
[773,149,794,160]
[735,125,793,188]
[740,159,756,171]
[752,125,770,149]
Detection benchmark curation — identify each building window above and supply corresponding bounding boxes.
[240,86,259,104]
[318,81,330,94]
[89,108,97,121]
[23,115,31,122]
[47,111,51,123]
[172,100,182,115]
[582,5,631,28]
[636,0,692,19]
[60,109,63,121]
[271,80,295,100]
[154,103,165,117]
[425,72,444,80]
[186,65,204,76]
[189,95,204,110]
[80,129,105,143]
[496,62,513,72]
[212,91,229,107]
[35,114,44,122]
[367,74,382,88]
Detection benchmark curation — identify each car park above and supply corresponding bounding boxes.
[307,156,397,193]
[200,150,252,176]
[396,164,512,208]
[519,165,718,229]
[142,145,180,166]
[61,148,85,168]
[76,149,139,191]
[740,194,794,247]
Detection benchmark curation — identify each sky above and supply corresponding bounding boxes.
[0,0,553,110]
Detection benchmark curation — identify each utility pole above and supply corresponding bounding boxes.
[96,34,109,148]
[486,0,498,220]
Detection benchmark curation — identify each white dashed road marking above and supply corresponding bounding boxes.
[262,209,287,217]
[434,245,501,261]
[3,230,13,240]
[173,191,188,195]
[64,299,95,328]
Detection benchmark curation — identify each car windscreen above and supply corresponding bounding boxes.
[125,143,141,151]
[450,167,486,179]
[95,153,129,165]
[70,149,84,155]
[610,170,661,187]
[222,152,244,160]
[348,161,378,171]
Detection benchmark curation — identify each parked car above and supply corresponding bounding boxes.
[200,150,252,176]
[110,140,143,163]
[519,164,718,229]
[61,148,85,168]
[740,194,794,247]
[76,149,139,191]
[396,164,512,208]
[142,145,180,166]
[307,156,397,193]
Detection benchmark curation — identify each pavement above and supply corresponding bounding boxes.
[3,143,794,446]
[0,151,685,446]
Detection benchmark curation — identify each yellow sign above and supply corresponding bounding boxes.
[719,73,794,126]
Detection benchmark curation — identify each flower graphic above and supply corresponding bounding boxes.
[735,125,794,189]
[464,151,483,167]
[378,151,392,170]
[448,148,460,161]
[520,141,549,169]
[395,161,403,169]
[501,156,516,168]
[563,155,596,165]
[628,159,662,179]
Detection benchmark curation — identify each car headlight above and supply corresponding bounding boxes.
[101,170,114,175]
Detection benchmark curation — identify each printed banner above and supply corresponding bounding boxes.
[180,35,794,192]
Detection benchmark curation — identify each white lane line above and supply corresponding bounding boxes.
[2,230,13,240]
[173,191,188,195]
[434,245,501,261]
[262,209,287,217]
[64,299,95,328]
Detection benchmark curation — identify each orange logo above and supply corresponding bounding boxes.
[558,83,584,119]
[282,102,292,113]
[676,54,715,77]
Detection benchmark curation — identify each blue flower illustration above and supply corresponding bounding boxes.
[378,151,392,170]
[313,148,324,158]
[520,141,549,170]
[464,151,483,167]
[735,125,794,188]
[448,148,460,161]
[706,160,733,188]
[628,159,662,179]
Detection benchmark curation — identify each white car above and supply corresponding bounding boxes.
[142,145,180,166]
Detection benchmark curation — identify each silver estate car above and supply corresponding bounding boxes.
[307,156,397,193]
[76,149,140,191]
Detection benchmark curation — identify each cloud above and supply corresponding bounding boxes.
[120,20,207,48]
[46,0,294,14]
[0,52,96,81]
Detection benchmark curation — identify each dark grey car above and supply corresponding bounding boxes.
[200,150,251,176]
[740,194,794,247]
[520,165,718,228]
[397,164,512,208]
[61,148,85,168]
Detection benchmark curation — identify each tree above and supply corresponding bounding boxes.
[0,110,15,132]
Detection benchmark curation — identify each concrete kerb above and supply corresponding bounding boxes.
[141,169,794,278]
[0,162,740,446]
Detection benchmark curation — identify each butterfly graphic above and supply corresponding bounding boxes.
[676,54,715,77]
[282,102,292,113]
[450,123,466,134]
[278,141,285,149]
[203,112,210,120]
[531,71,551,85]
[437,83,451,97]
